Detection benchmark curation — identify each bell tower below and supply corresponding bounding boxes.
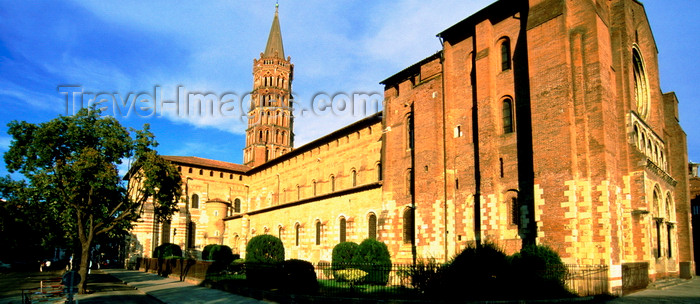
[244,4,294,167]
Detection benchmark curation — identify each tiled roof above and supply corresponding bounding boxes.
[161,156,250,173]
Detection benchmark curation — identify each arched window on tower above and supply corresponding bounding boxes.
[351,170,357,187]
[234,198,241,213]
[191,194,199,209]
[501,38,511,71]
[330,175,336,192]
[503,98,514,134]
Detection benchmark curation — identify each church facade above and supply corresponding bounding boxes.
[128,0,694,292]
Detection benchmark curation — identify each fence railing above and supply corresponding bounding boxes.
[312,263,609,298]
[561,264,609,296]
[132,258,610,299]
[313,263,415,299]
[621,262,649,294]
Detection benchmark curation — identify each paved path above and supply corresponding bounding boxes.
[606,277,700,304]
[6,268,700,303]
[99,269,262,304]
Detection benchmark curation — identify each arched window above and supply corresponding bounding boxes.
[406,115,414,150]
[500,38,511,71]
[278,226,283,240]
[330,175,336,192]
[406,169,413,196]
[666,196,674,258]
[313,180,317,196]
[161,220,171,244]
[368,213,377,240]
[191,194,199,209]
[233,235,240,254]
[199,169,203,175]
[339,217,347,243]
[187,222,196,249]
[377,162,383,181]
[315,221,321,245]
[297,185,301,200]
[403,208,414,244]
[234,198,241,213]
[653,188,662,258]
[503,98,514,134]
[188,168,192,173]
[351,170,357,187]
[510,197,519,226]
[295,223,300,246]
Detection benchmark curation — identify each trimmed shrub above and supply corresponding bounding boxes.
[440,242,509,299]
[202,244,217,261]
[209,245,234,264]
[205,245,235,274]
[331,242,358,270]
[245,235,285,264]
[282,259,319,294]
[350,239,391,285]
[153,243,182,259]
[406,258,446,293]
[245,235,285,288]
[229,258,245,275]
[511,245,570,298]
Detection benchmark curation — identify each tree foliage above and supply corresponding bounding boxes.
[0,176,66,263]
[3,108,181,293]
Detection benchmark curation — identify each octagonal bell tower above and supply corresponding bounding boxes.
[244,4,294,167]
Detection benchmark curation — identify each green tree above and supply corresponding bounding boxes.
[4,108,181,293]
[0,176,66,263]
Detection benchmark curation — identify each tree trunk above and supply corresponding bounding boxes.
[78,238,90,294]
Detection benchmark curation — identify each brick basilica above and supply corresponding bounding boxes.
[128,0,695,292]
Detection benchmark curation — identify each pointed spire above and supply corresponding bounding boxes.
[264,2,285,59]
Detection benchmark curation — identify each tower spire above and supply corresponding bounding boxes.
[264,2,285,59]
[244,3,294,167]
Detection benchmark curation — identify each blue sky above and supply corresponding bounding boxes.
[0,0,698,178]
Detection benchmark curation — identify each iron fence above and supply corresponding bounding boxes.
[312,262,609,298]
[621,262,649,294]
[561,264,609,296]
